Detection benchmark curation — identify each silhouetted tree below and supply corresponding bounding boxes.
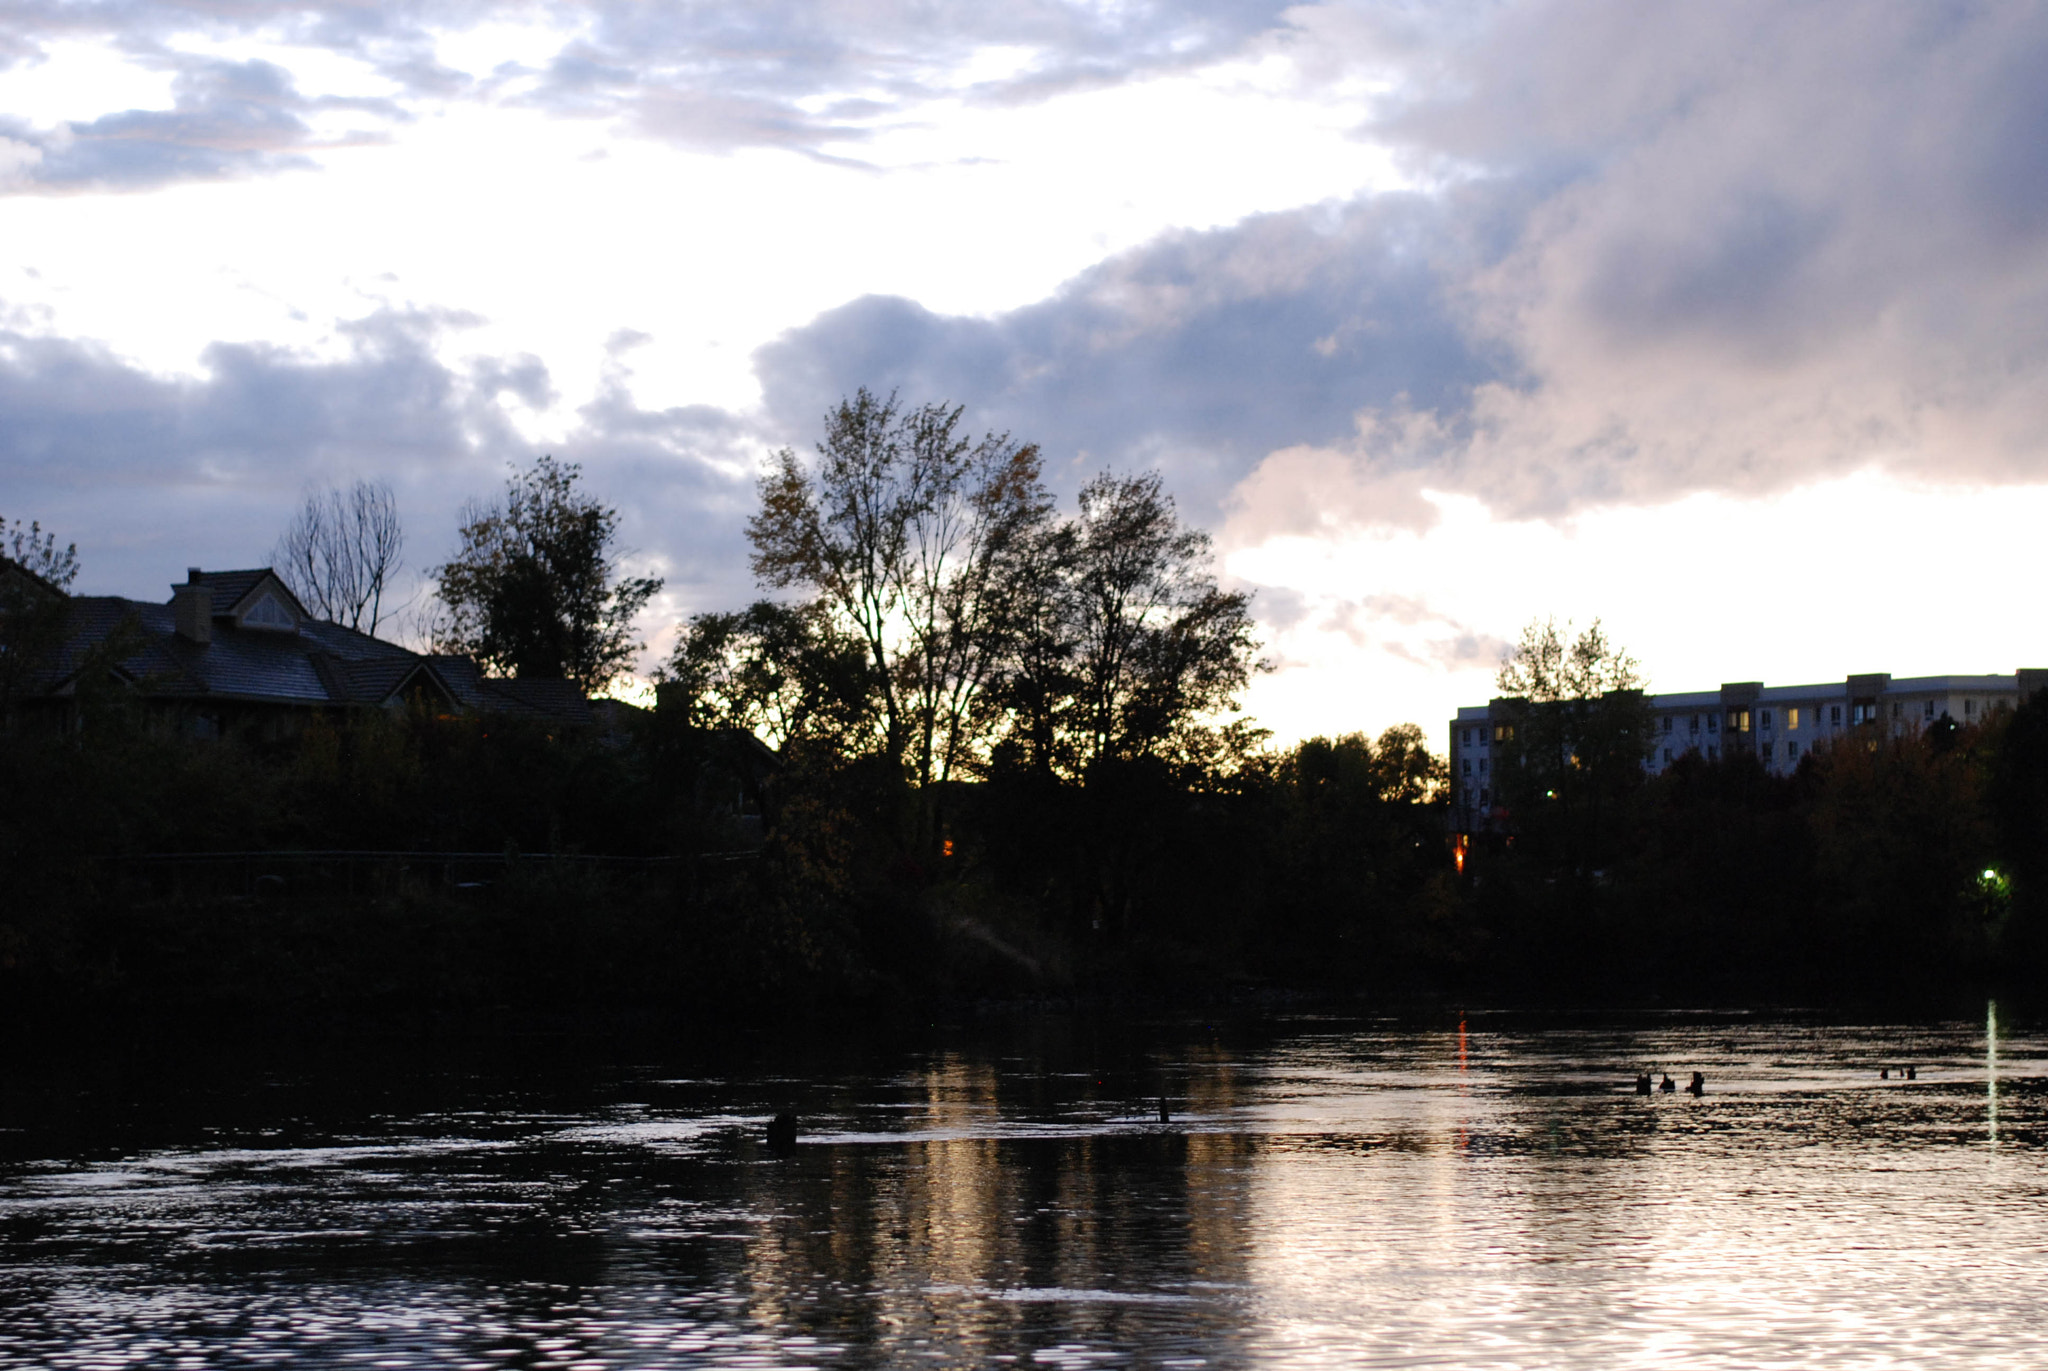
[665,599,876,750]
[1492,616,1653,870]
[1990,686,2048,973]
[988,471,1264,779]
[1802,722,2000,985]
[0,516,80,711]
[272,479,404,633]
[748,389,1052,787]
[433,456,662,692]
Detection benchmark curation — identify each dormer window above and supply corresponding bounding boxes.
[239,591,297,632]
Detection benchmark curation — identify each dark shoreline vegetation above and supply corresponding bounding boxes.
[5,391,2048,1044]
[2,687,2045,1045]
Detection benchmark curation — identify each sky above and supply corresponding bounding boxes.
[5,0,2048,745]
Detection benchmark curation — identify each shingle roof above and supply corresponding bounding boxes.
[35,586,591,723]
[189,569,272,615]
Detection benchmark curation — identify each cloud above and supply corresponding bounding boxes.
[753,191,1502,521]
[505,1,1300,155]
[0,55,397,193]
[1391,0,2048,514]
[755,0,2048,531]
[0,0,1303,181]
[1291,591,1513,676]
[0,308,760,634]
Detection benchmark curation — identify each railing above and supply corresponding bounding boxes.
[92,848,759,900]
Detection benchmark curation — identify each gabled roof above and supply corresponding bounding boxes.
[25,573,592,725]
[422,655,595,724]
[185,568,310,631]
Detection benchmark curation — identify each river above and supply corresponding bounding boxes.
[2,1008,2040,1368]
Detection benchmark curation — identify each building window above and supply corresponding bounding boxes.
[1924,700,1935,719]
[1689,714,1700,735]
[1662,715,1673,734]
[1891,701,1902,719]
[1461,728,1471,745]
[1760,708,1773,730]
[1787,707,1800,730]
[1662,748,1672,763]
[1462,759,1472,776]
[1830,705,1842,726]
[1966,698,1975,717]
[1728,709,1749,732]
[1707,714,1719,734]
[1479,758,1489,774]
[1479,788,1490,805]
[1708,744,1719,761]
[1788,740,1800,759]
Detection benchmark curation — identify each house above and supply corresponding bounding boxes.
[9,563,592,736]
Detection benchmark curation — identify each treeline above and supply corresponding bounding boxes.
[1466,621,2048,1002]
[7,399,2048,1030]
[0,679,1457,1031]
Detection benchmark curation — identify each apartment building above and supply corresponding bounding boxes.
[1448,668,2048,826]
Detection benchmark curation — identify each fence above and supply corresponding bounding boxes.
[94,848,759,903]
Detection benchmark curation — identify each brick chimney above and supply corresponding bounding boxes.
[173,567,212,644]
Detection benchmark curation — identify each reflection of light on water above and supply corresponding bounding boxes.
[1988,999,1999,1145]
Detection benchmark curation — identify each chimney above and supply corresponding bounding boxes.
[173,569,211,645]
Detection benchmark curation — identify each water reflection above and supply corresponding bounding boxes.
[1989,998,2000,1144]
[1,1012,2044,1369]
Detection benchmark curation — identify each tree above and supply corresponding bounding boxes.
[1059,471,1263,772]
[748,389,1051,788]
[664,599,875,750]
[272,479,404,633]
[1492,616,1653,866]
[1,517,82,710]
[432,456,662,693]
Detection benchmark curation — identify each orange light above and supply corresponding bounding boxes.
[942,838,954,858]
[1453,833,1468,874]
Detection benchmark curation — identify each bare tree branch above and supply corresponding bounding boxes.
[273,480,405,634]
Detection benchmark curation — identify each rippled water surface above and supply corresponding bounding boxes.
[4,1011,2044,1368]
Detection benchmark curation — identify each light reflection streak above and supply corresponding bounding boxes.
[1988,998,1999,1144]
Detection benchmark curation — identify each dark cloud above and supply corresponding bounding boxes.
[754,191,1505,524]
[0,307,758,639]
[754,0,2048,532]
[1383,0,2048,513]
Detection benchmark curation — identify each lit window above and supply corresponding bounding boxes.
[1787,707,1800,730]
